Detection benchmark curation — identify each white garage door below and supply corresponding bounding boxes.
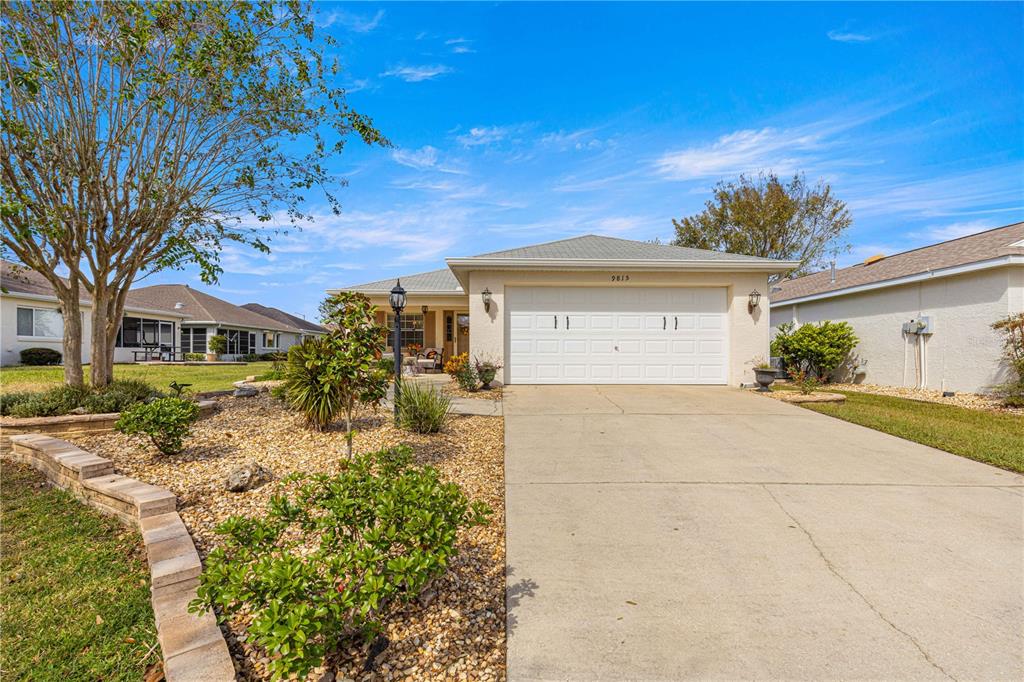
[507,287,728,384]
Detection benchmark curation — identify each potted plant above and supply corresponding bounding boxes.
[474,357,503,389]
[207,334,227,362]
[751,355,778,392]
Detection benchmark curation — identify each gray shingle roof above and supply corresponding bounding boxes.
[128,284,300,332]
[465,234,784,263]
[771,221,1024,304]
[240,303,327,333]
[341,268,463,294]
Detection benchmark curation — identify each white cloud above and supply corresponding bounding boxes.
[319,9,385,33]
[456,124,529,148]
[540,127,606,151]
[911,219,1002,243]
[391,145,440,170]
[654,126,822,180]
[827,30,873,43]
[381,64,452,82]
[446,37,476,54]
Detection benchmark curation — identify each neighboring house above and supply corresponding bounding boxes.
[1,261,189,366]
[239,303,327,342]
[770,222,1024,394]
[0,261,316,365]
[127,285,307,360]
[331,235,796,385]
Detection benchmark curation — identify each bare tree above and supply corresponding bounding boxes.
[2,1,386,386]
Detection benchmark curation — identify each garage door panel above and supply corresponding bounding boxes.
[507,286,728,385]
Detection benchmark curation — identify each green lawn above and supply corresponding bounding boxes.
[0,361,273,395]
[787,388,1024,474]
[1,463,158,680]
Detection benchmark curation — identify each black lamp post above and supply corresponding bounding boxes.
[389,279,406,422]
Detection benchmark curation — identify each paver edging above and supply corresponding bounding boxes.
[0,400,218,455]
[7,433,235,681]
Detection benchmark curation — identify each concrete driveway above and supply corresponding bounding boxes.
[504,385,1023,681]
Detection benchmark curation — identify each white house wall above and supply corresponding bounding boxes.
[770,267,1020,393]
[2,294,183,366]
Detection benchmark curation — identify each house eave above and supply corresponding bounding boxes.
[770,254,1024,308]
[445,258,800,289]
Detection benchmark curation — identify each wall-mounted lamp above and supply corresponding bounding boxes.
[481,287,493,313]
[421,305,428,315]
[748,289,761,312]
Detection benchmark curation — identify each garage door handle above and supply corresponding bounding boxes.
[566,316,570,329]
[663,316,667,330]
[554,315,557,329]
[674,316,678,330]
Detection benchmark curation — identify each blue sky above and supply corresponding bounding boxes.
[148,1,1023,322]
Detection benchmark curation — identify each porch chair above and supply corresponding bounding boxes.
[415,347,445,372]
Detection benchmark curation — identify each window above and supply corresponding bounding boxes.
[117,317,175,348]
[182,327,207,353]
[16,307,64,338]
[217,329,257,355]
[262,332,279,348]
[389,311,425,348]
[446,314,453,343]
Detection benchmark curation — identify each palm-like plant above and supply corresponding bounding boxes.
[282,337,344,431]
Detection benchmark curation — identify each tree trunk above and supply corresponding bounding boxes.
[88,283,127,388]
[345,399,353,459]
[56,288,84,387]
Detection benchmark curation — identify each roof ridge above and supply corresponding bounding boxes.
[469,233,606,258]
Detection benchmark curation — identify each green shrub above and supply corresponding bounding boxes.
[376,355,396,378]
[991,313,1024,407]
[82,389,137,414]
[115,397,200,455]
[183,352,206,361]
[771,321,858,381]
[240,353,260,362]
[258,352,286,361]
[397,382,452,433]
[107,378,159,402]
[454,363,478,392]
[7,384,90,418]
[0,391,37,416]
[19,347,61,365]
[282,337,344,431]
[191,445,490,680]
[790,369,821,395]
[208,335,227,356]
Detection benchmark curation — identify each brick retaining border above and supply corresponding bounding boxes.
[0,400,219,456]
[7,433,235,681]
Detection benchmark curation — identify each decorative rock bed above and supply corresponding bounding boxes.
[7,433,235,681]
[0,400,218,456]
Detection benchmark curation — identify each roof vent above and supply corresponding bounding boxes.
[863,254,886,266]
[174,302,185,309]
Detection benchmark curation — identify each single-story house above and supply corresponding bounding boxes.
[0,262,322,365]
[331,235,797,386]
[769,221,1024,394]
[1,261,189,366]
[127,285,319,360]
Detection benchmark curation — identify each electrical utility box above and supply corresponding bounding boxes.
[902,316,934,335]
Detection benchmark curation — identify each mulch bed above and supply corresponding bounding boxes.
[71,395,506,682]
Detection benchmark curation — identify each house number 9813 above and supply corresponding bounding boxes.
[611,274,630,282]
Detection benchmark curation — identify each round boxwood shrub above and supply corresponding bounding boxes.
[20,347,62,366]
[115,397,200,454]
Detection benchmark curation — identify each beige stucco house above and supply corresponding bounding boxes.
[770,222,1024,394]
[332,235,797,386]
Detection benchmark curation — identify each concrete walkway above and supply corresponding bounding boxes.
[504,385,1023,681]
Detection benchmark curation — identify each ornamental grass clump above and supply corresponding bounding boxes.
[991,312,1024,407]
[191,445,491,680]
[397,382,452,433]
[115,397,200,455]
